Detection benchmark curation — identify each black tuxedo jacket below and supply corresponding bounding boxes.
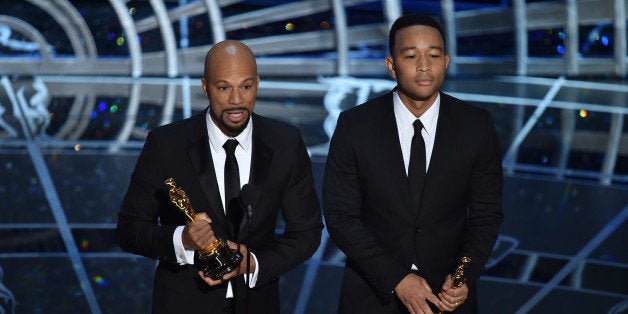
[323,91,503,313]
[117,109,322,313]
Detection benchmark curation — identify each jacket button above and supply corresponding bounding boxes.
[415,226,422,233]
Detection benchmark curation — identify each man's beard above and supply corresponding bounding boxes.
[215,108,250,135]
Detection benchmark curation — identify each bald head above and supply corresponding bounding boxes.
[203,40,257,80]
[201,40,260,137]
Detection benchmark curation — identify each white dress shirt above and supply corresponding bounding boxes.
[393,91,440,174]
[393,91,440,272]
[172,110,259,297]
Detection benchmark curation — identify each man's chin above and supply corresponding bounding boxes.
[408,91,437,102]
[225,125,245,135]
[222,116,250,136]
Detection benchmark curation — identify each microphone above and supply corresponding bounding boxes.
[239,183,261,221]
[238,183,260,314]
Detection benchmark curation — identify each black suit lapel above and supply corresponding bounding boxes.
[238,115,272,236]
[186,112,231,237]
[425,95,454,177]
[375,96,415,220]
[421,94,453,219]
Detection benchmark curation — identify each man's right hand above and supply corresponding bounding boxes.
[181,213,216,251]
[395,273,444,314]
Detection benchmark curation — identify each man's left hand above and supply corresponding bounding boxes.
[437,274,468,312]
[197,241,256,286]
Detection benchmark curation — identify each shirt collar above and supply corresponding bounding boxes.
[393,91,440,136]
[206,109,253,153]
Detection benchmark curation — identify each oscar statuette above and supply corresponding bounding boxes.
[437,256,472,313]
[451,256,471,288]
[164,178,243,280]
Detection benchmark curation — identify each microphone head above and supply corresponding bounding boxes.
[239,183,261,207]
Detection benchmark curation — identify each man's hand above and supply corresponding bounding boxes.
[437,274,468,312]
[181,213,215,251]
[395,273,445,314]
[197,241,257,286]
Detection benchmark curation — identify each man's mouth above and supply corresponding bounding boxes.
[225,109,247,123]
[415,78,433,86]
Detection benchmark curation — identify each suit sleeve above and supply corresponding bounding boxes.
[116,132,178,264]
[462,111,504,284]
[323,112,409,301]
[255,132,323,284]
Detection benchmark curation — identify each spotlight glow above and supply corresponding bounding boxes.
[557,45,565,55]
[93,275,107,287]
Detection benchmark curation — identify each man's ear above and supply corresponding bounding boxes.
[385,56,397,79]
[201,78,209,99]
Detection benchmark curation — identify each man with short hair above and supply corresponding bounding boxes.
[323,14,504,313]
[117,40,322,314]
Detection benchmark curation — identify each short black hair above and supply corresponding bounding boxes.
[388,14,446,56]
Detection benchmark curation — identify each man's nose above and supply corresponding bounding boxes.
[229,89,243,104]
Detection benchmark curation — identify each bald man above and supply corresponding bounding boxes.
[117,40,323,314]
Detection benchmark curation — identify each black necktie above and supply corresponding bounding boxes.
[408,119,426,211]
[223,139,242,239]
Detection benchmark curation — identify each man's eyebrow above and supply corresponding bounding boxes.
[213,77,255,84]
[399,45,444,53]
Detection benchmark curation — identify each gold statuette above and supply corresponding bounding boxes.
[165,178,242,280]
[451,256,471,288]
[436,257,472,314]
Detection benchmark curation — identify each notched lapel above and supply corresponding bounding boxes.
[376,105,415,221]
[187,137,231,237]
[239,134,273,236]
[424,99,454,181]
[419,98,453,220]
[249,136,272,188]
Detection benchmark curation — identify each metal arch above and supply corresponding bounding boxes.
[26,0,87,59]
[51,0,98,58]
[557,108,576,180]
[109,0,142,77]
[1,74,103,313]
[203,0,226,43]
[149,0,179,77]
[601,86,626,185]
[330,0,349,76]
[0,15,53,61]
[441,0,457,76]
[565,0,579,75]
[601,113,624,185]
[67,94,98,141]
[135,0,205,33]
[614,0,627,77]
[516,206,628,313]
[503,76,566,166]
[111,82,142,152]
[181,76,192,119]
[135,0,241,33]
[159,83,178,126]
[222,0,371,32]
[382,0,402,30]
[54,92,96,140]
[513,0,528,76]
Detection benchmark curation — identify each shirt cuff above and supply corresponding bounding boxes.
[244,252,260,288]
[173,225,195,265]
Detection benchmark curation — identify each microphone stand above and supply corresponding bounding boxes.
[245,205,252,314]
[239,183,259,314]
